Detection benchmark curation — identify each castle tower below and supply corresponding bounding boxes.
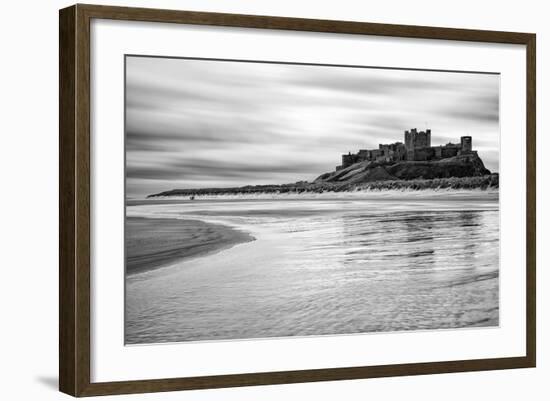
[461,136,472,152]
[405,128,419,149]
[426,129,432,148]
[404,130,413,150]
[405,128,418,160]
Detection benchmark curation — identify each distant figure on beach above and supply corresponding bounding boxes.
[190,195,195,200]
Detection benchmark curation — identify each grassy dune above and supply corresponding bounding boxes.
[148,174,498,198]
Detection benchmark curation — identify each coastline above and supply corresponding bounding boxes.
[147,174,499,199]
[131,187,499,204]
[126,217,255,275]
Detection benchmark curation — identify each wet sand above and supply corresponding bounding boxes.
[126,217,255,275]
[125,197,499,344]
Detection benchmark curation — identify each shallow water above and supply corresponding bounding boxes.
[125,193,499,344]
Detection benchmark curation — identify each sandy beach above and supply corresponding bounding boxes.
[125,194,499,344]
[126,217,255,275]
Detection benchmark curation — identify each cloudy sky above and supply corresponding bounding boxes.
[126,56,499,198]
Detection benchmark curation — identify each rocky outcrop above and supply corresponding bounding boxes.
[148,153,496,198]
[315,153,491,184]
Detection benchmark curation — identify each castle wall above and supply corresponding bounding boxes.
[341,129,473,167]
[432,144,461,159]
[342,153,356,168]
[441,146,460,158]
[408,147,435,161]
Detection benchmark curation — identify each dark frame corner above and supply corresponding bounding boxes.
[59,3,536,397]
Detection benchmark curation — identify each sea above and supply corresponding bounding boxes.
[125,190,499,344]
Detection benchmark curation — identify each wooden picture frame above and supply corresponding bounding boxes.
[59,3,536,397]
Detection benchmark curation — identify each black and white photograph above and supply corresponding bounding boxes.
[124,55,500,345]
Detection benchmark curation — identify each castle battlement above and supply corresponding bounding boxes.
[336,128,474,170]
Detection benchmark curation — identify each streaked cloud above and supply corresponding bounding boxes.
[126,56,499,197]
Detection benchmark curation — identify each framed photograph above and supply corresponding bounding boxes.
[59,4,536,397]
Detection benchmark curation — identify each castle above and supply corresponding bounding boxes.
[336,128,475,170]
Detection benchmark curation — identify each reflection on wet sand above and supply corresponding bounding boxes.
[125,196,499,344]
